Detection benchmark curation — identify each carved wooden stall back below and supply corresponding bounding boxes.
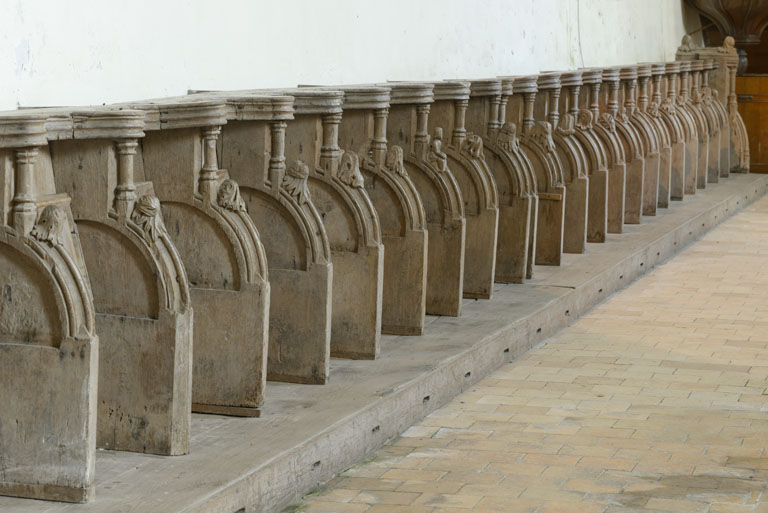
[537,71,590,254]
[650,62,687,204]
[559,70,610,242]
[665,61,699,198]
[579,68,627,233]
[502,74,566,266]
[0,112,98,503]
[702,59,735,177]
[601,67,646,224]
[637,63,674,211]
[466,78,536,283]
[40,108,194,456]
[678,60,709,192]
[187,91,333,384]
[119,98,270,418]
[620,65,661,217]
[430,81,499,299]
[260,88,384,360]
[386,82,466,316]
[308,85,429,336]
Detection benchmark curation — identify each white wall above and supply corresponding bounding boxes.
[0,0,702,110]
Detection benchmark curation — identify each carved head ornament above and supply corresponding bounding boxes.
[557,113,576,136]
[531,121,555,152]
[496,122,520,153]
[427,127,448,172]
[337,151,364,189]
[30,205,66,246]
[217,178,246,212]
[282,160,311,205]
[465,134,485,160]
[576,109,593,130]
[131,195,166,243]
[598,113,616,133]
[385,145,407,176]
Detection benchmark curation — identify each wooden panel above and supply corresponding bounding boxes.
[737,75,768,173]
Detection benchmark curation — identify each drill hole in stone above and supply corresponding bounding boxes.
[423,395,430,404]
[464,371,471,378]
[372,425,380,433]
[503,348,510,354]
[536,327,542,334]
[598,288,603,293]
[564,310,570,316]
[312,461,321,470]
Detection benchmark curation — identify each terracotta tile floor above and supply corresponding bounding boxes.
[296,196,768,513]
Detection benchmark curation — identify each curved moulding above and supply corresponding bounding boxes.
[45,108,193,455]
[431,81,499,299]
[580,67,627,234]
[697,59,727,182]
[651,63,687,203]
[467,77,536,283]
[504,75,566,267]
[602,67,646,225]
[0,113,98,503]
[621,65,661,217]
[270,88,384,360]
[188,91,333,384]
[317,85,428,336]
[560,70,610,243]
[538,71,591,255]
[386,82,466,317]
[125,98,270,416]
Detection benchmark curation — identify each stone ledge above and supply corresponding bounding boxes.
[1,173,765,513]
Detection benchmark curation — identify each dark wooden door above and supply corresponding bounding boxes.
[737,75,768,173]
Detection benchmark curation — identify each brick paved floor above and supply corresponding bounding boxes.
[296,196,768,513]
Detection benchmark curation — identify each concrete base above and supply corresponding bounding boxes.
[2,173,765,513]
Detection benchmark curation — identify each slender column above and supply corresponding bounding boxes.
[691,70,701,105]
[624,79,638,116]
[638,76,650,112]
[497,94,508,135]
[652,75,663,105]
[372,108,388,166]
[199,126,221,202]
[667,73,679,103]
[320,112,342,173]
[452,99,468,147]
[13,148,38,235]
[547,89,561,128]
[568,85,580,116]
[728,63,738,114]
[607,81,620,117]
[590,83,602,119]
[522,93,536,136]
[414,105,430,153]
[680,70,690,101]
[269,120,287,192]
[115,140,138,219]
[489,96,502,133]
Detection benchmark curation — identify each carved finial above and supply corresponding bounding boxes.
[282,160,311,205]
[217,178,246,212]
[576,110,593,130]
[427,127,448,172]
[598,113,616,133]
[337,151,364,188]
[464,134,485,160]
[647,101,660,118]
[719,36,737,54]
[678,34,699,53]
[496,122,520,153]
[131,195,166,243]
[557,113,576,136]
[30,205,66,246]
[660,97,676,115]
[531,121,555,152]
[385,145,407,177]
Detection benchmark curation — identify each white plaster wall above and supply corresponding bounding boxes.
[0,0,701,110]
